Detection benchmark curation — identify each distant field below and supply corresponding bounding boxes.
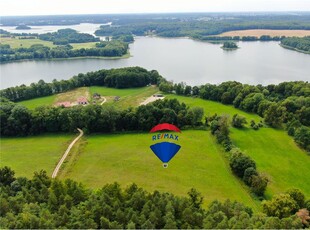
[55,87,90,104]
[166,94,262,124]
[0,37,56,48]
[0,134,73,177]
[0,36,97,49]
[230,128,310,198]
[61,130,259,209]
[89,86,159,108]
[219,29,310,37]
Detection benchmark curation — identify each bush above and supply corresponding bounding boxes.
[232,114,247,128]
[229,149,256,178]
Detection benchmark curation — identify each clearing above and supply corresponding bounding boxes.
[0,134,74,177]
[230,128,310,199]
[60,130,259,209]
[218,29,310,37]
[166,94,262,124]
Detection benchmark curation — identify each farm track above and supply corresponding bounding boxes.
[51,128,84,178]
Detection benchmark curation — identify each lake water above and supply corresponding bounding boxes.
[1,25,309,89]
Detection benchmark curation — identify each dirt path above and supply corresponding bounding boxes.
[140,96,165,105]
[100,97,107,105]
[52,128,84,178]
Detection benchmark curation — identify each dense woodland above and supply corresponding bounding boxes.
[281,36,310,53]
[38,29,100,45]
[94,14,310,39]
[0,167,309,229]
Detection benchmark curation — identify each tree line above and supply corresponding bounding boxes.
[281,36,310,53]
[160,81,310,152]
[0,67,163,102]
[0,167,309,229]
[0,98,204,136]
[0,40,128,63]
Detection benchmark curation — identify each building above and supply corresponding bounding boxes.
[56,101,71,107]
[77,97,88,105]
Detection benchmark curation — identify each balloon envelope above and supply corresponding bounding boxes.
[150,123,181,133]
[150,142,181,163]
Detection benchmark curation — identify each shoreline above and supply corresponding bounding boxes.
[279,44,310,55]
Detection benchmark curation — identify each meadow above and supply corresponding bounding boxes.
[60,130,259,209]
[0,36,97,49]
[0,134,74,177]
[219,29,310,37]
[230,128,310,198]
[166,94,262,124]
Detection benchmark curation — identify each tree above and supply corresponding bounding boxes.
[232,114,247,128]
[0,166,15,186]
[287,188,305,209]
[229,149,256,178]
[262,194,299,218]
[250,174,268,196]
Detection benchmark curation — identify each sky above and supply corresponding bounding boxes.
[0,0,310,16]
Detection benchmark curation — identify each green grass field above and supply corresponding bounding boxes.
[18,95,56,110]
[230,128,310,198]
[90,86,159,108]
[60,130,259,209]
[0,36,97,50]
[167,94,262,124]
[18,86,159,109]
[0,134,74,177]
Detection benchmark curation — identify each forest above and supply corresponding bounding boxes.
[38,28,100,45]
[281,36,310,53]
[0,40,128,63]
[0,167,309,229]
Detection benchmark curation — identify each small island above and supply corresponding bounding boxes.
[15,25,31,30]
[221,41,239,50]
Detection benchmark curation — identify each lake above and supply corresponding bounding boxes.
[1,36,310,89]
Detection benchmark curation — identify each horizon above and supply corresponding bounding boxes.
[1,0,310,17]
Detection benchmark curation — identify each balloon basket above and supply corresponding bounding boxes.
[163,163,168,168]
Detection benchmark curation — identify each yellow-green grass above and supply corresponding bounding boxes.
[0,134,74,178]
[230,128,310,199]
[0,36,97,50]
[18,94,56,110]
[55,87,90,104]
[89,86,160,108]
[0,37,56,48]
[17,87,90,109]
[61,130,259,209]
[166,94,262,124]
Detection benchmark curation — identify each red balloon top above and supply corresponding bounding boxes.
[150,123,181,133]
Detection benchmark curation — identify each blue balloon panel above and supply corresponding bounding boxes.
[150,142,181,163]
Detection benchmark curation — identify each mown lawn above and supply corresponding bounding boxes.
[89,86,159,108]
[61,130,259,209]
[166,94,262,124]
[230,128,310,198]
[0,134,74,178]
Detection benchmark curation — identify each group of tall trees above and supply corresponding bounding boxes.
[0,67,163,101]
[0,98,203,136]
[38,28,99,45]
[0,167,309,229]
[281,36,310,53]
[160,80,310,152]
[0,40,128,63]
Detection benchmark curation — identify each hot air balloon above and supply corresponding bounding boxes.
[149,123,181,168]
[150,142,181,168]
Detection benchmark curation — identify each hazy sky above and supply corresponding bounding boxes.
[1,0,310,16]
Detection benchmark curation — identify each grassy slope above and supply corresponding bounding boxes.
[61,130,259,209]
[230,128,310,198]
[18,95,56,110]
[0,134,74,177]
[166,94,262,124]
[90,86,159,108]
[18,86,159,109]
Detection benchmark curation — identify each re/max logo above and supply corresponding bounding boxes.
[152,133,179,141]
